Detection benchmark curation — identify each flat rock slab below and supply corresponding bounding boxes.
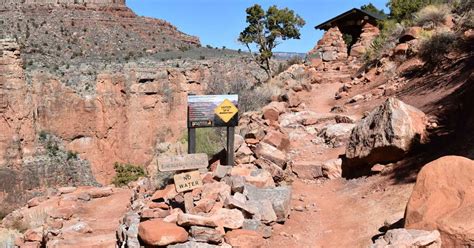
[244,185,292,222]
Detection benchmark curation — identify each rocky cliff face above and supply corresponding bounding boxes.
[0,1,266,214]
[0,38,265,187]
[0,0,125,7]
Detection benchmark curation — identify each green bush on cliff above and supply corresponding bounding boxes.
[112,162,147,187]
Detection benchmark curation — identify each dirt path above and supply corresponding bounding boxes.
[265,81,414,247]
[265,177,413,248]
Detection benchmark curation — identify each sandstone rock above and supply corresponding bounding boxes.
[405,156,474,247]
[58,187,77,194]
[138,219,188,246]
[247,200,278,224]
[321,158,343,179]
[242,219,273,238]
[224,195,258,216]
[245,185,292,222]
[262,130,290,151]
[254,158,285,183]
[151,184,178,202]
[168,241,223,248]
[201,182,231,202]
[87,187,113,198]
[211,208,245,229]
[225,229,264,248]
[394,43,409,55]
[346,98,426,168]
[234,134,245,152]
[371,229,441,248]
[190,226,223,244]
[254,142,287,168]
[262,101,286,122]
[400,27,422,43]
[20,242,41,248]
[213,165,232,179]
[318,123,355,148]
[24,228,43,242]
[291,160,323,179]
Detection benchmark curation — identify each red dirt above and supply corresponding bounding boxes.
[266,53,473,247]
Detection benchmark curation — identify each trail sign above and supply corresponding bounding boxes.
[214,99,238,123]
[187,94,238,166]
[158,153,208,172]
[187,95,238,128]
[174,170,203,193]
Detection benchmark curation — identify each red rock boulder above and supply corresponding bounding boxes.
[405,156,474,247]
[138,219,188,246]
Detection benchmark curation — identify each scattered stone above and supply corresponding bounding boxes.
[321,158,342,179]
[190,226,224,244]
[138,219,188,246]
[291,160,323,180]
[58,187,77,195]
[88,187,113,198]
[225,229,264,248]
[245,185,292,222]
[371,164,385,173]
[262,101,286,122]
[254,142,287,168]
[371,229,441,248]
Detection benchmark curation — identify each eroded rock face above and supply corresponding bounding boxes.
[405,156,474,247]
[345,98,426,169]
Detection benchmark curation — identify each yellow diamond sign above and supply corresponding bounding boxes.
[214,99,238,123]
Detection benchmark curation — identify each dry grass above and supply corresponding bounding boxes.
[0,228,21,248]
[414,4,452,27]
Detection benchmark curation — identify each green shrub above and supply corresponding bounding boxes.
[419,31,457,66]
[414,4,451,27]
[112,162,147,187]
[387,0,448,22]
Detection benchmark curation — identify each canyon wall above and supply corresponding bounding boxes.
[0,0,125,7]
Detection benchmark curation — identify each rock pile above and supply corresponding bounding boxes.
[117,164,292,247]
[308,27,348,63]
[1,186,132,247]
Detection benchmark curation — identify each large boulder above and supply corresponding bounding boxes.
[345,98,426,169]
[405,156,474,247]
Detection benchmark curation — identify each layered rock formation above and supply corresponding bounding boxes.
[0,0,125,7]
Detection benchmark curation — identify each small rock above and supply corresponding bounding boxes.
[190,226,224,244]
[225,229,264,248]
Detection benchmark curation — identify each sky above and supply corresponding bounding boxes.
[127,0,389,53]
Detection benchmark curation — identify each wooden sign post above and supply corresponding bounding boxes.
[187,94,239,166]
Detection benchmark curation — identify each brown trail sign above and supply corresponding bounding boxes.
[173,170,203,193]
[158,153,208,172]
